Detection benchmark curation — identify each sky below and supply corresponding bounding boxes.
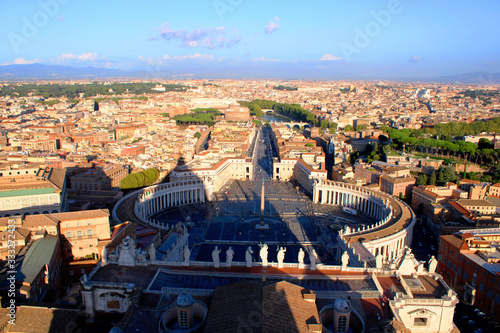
[1,0,500,79]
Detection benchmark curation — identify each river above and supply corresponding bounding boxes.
[261,112,291,122]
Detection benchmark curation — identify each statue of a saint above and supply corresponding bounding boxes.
[341,251,349,270]
[184,246,191,264]
[246,246,254,267]
[309,249,318,270]
[277,247,286,268]
[226,247,235,267]
[212,246,221,268]
[260,243,269,267]
[428,255,438,274]
[298,248,305,268]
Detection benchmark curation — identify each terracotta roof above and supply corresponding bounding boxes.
[441,234,465,250]
[203,280,320,333]
[6,306,86,333]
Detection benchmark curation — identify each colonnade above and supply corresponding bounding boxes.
[135,180,206,224]
[313,180,415,264]
[139,187,205,217]
[313,181,391,224]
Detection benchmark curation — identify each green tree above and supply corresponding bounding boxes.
[194,131,201,139]
[356,124,368,131]
[416,174,428,185]
[428,172,437,185]
[344,124,354,131]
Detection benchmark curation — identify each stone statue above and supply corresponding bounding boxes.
[375,253,383,269]
[117,236,137,266]
[183,246,190,264]
[298,248,305,269]
[260,243,268,267]
[226,247,235,267]
[148,243,156,262]
[341,251,349,270]
[309,249,318,270]
[277,247,286,268]
[212,246,221,268]
[246,246,254,267]
[428,255,438,274]
[101,246,108,266]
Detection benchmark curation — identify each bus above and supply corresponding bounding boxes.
[342,207,357,215]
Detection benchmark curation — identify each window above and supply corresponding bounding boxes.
[88,221,91,225]
[77,222,80,227]
[66,231,71,238]
[464,272,469,281]
[472,273,477,287]
[66,223,69,228]
[77,230,82,237]
[338,315,348,332]
[479,283,484,292]
[488,290,493,298]
[87,229,92,236]
[81,269,85,274]
[179,310,189,328]
[457,268,461,275]
[414,318,427,327]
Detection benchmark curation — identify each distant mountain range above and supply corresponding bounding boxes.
[0,63,499,84]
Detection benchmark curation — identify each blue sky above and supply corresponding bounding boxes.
[1,0,499,79]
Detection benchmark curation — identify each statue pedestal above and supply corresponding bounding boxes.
[255,223,270,230]
[298,263,305,269]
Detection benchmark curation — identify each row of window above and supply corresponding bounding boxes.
[66,229,94,238]
[65,221,92,228]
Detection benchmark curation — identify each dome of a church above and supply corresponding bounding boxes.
[176,291,194,307]
[333,297,351,313]
[109,327,123,333]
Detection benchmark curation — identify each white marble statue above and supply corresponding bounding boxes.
[260,243,268,267]
[277,247,286,268]
[226,247,235,267]
[428,255,438,274]
[101,246,108,266]
[298,248,305,269]
[148,242,156,262]
[117,236,137,266]
[309,249,318,270]
[246,246,254,267]
[183,246,190,264]
[212,246,221,268]
[341,251,349,270]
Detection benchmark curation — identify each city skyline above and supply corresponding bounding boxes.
[1,0,500,79]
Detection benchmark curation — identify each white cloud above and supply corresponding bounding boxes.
[409,56,424,62]
[251,56,280,62]
[51,52,105,65]
[13,57,43,64]
[320,54,342,61]
[265,19,279,34]
[77,52,99,61]
[150,23,241,49]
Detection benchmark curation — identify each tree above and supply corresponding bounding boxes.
[356,124,368,131]
[478,138,493,150]
[344,124,354,131]
[120,168,160,190]
[428,172,437,185]
[194,131,201,139]
[320,120,329,129]
[416,174,428,185]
